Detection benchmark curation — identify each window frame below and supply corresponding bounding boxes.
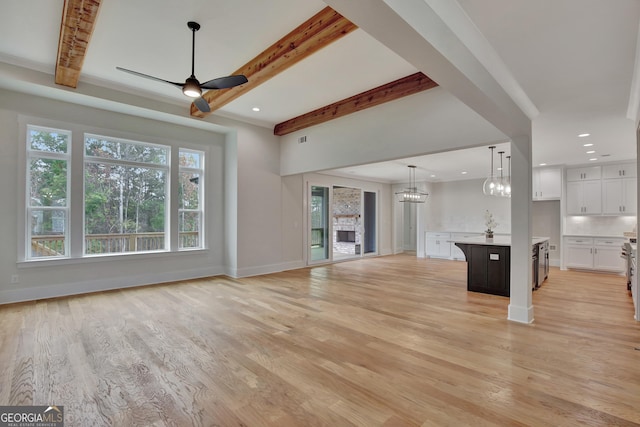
[83,133,172,256]
[178,148,205,250]
[18,116,209,265]
[25,124,72,261]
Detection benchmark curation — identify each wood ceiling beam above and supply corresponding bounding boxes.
[55,0,102,88]
[273,72,438,136]
[191,6,357,118]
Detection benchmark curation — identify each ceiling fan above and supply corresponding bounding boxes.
[116,21,248,113]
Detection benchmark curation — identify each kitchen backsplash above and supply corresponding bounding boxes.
[564,216,636,237]
[430,212,511,233]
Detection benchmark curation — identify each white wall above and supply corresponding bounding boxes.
[424,178,511,233]
[279,88,507,176]
[0,88,227,304]
[532,200,561,266]
[281,174,305,268]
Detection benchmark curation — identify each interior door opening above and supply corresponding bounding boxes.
[403,202,417,252]
[308,183,378,265]
[332,186,361,261]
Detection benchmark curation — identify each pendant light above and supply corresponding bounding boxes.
[395,165,428,203]
[504,155,512,197]
[496,151,506,195]
[482,146,498,196]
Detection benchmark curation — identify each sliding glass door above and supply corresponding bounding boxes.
[363,191,377,254]
[308,183,378,264]
[310,185,330,262]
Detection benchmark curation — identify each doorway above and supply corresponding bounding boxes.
[308,183,378,264]
[332,186,361,261]
[403,203,417,252]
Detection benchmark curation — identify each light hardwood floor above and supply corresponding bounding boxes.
[1,254,639,426]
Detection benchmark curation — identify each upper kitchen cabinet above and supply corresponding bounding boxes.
[532,167,561,200]
[566,166,601,182]
[566,166,602,215]
[601,162,637,215]
[602,178,636,214]
[602,163,636,179]
[566,162,636,216]
[566,180,602,215]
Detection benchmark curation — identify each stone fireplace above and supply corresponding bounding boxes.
[333,187,361,255]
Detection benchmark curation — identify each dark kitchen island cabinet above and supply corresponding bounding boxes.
[451,235,549,298]
[454,242,510,296]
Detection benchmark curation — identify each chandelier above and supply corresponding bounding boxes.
[396,165,428,203]
[483,146,511,198]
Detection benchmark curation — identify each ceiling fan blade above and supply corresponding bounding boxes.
[200,74,248,90]
[116,67,183,89]
[193,96,211,113]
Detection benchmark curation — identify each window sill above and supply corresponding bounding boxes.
[17,248,209,269]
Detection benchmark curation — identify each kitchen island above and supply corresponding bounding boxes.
[451,236,549,297]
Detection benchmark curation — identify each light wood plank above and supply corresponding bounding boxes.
[55,0,102,88]
[1,255,639,426]
[190,6,357,117]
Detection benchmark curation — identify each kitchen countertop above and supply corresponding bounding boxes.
[563,234,628,239]
[449,236,550,246]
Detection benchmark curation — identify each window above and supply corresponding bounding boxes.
[22,119,208,261]
[84,134,170,255]
[178,149,204,249]
[26,125,71,259]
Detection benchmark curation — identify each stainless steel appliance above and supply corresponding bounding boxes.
[622,242,634,291]
[536,241,549,288]
[532,244,538,290]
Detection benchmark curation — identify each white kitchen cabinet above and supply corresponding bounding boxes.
[450,232,483,260]
[593,239,625,271]
[566,180,601,215]
[533,167,562,200]
[602,178,637,215]
[564,237,625,272]
[602,163,636,179]
[564,237,594,269]
[566,166,601,182]
[426,232,451,258]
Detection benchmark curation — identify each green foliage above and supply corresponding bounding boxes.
[84,136,169,238]
[29,128,203,254]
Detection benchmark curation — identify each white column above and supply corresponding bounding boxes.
[508,134,534,323]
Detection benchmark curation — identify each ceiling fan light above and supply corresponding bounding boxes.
[183,78,202,98]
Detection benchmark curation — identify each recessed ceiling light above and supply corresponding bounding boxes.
[252,107,260,112]
[578,133,590,137]
[589,158,598,161]
[539,163,547,166]
[461,171,468,175]
[586,150,595,154]
[430,174,436,178]
[583,143,593,147]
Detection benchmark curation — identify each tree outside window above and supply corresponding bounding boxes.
[84,134,169,254]
[26,126,70,259]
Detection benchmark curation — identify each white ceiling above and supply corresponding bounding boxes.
[0,0,638,184]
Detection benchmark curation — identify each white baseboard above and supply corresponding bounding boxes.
[231,260,305,278]
[508,304,535,324]
[0,265,225,305]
